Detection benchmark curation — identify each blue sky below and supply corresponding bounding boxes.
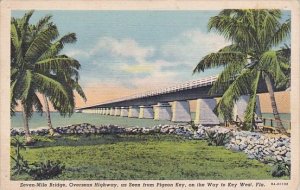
[11,10,291,106]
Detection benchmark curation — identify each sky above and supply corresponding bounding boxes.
[11,10,290,109]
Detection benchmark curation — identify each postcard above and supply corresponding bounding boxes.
[0,0,299,189]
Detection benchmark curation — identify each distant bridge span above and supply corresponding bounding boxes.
[77,75,285,125]
[80,76,219,109]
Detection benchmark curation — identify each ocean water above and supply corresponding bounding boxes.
[11,112,291,130]
[259,113,291,129]
[11,112,173,129]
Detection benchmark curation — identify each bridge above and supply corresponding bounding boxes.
[77,75,264,126]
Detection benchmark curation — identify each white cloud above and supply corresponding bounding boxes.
[161,29,229,63]
[91,37,155,63]
[64,49,90,58]
[66,30,228,91]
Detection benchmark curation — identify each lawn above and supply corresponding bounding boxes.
[11,134,283,180]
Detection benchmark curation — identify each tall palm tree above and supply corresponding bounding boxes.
[38,32,87,135]
[193,10,290,133]
[11,11,85,142]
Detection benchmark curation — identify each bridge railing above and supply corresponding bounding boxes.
[83,75,219,107]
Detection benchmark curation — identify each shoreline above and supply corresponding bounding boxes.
[10,123,291,167]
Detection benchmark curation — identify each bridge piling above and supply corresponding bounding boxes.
[194,98,220,126]
[114,107,121,116]
[233,95,262,122]
[120,107,129,117]
[128,106,139,118]
[139,105,154,119]
[171,101,191,122]
[154,102,172,121]
[104,108,109,115]
[110,107,115,115]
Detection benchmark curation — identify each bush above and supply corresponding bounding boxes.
[271,161,290,177]
[205,130,230,146]
[11,137,30,175]
[188,121,198,131]
[11,137,65,180]
[27,160,65,180]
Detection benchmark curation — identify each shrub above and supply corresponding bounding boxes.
[271,161,290,177]
[11,137,30,175]
[188,121,198,131]
[27,160,65,180]
[11,137,65,180]
[205,130,230,146]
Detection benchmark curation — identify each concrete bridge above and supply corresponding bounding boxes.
[77,75,266,125]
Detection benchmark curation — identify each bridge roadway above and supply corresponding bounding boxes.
[80,76,218,109]
[77,75,281,125]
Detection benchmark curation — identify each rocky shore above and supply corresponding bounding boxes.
[11,123,290,165]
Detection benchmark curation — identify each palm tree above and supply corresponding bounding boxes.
[38,32,87,135]
[193,10,290,133]
[11,11,85,142]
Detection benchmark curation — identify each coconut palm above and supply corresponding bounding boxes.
[11,11,85,142]
[38,32,87,135]
[193,10,290,133]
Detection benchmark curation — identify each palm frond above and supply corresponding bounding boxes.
[209,57,247,95]
[35,15,52,32]
[33,73,70,104]
[260,50,288,87]
[20,70,33,100]
[35,56,80,74]
[24,23,59,63]
[193,50,245,73]
[39,33,77,60]
[268,19,290,48]
[73,83,87,102]
[32,93,43,114]
[215,69,255,120]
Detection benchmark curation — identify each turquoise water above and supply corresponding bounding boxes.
[11,112,291,129]
[11,112,174,129]
[259,113,291,129]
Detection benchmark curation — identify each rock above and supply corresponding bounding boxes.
[239,144,247,150]
[160,128,169,134]
[52,132,61,137]
[276,156,283,161]
[286,152,291,159]
[230,145,240,152]
[248,155,255,159]
[169,128,175,134]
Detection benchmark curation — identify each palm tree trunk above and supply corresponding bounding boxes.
[21,104,33,143]
[264,74,287,134]
[43,95,55,135]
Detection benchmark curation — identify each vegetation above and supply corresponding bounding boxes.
[193,10,290,133]
[10,137,30,175]
[204,130,230,146]
[271,160,290,177]
[188,120,198,131]
[10,134,287,180]
[28,160,65,180]
[11,137,65,180]
[10,11,86,142]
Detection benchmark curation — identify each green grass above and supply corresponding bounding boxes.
[11,134,286,180]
